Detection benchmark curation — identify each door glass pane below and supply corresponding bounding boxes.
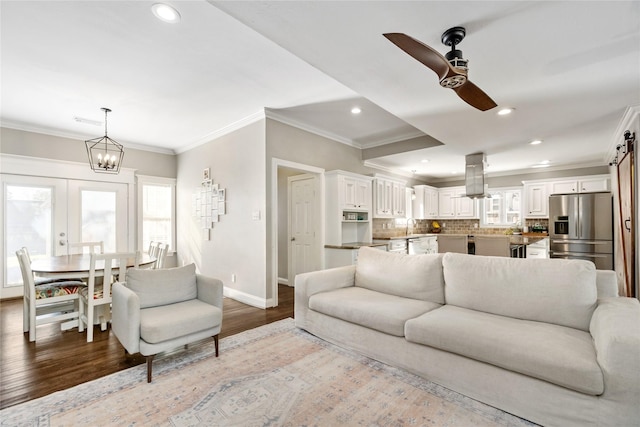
[5,185,53,287]
[81,190,116,252]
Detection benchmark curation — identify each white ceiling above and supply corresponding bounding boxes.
[1,1,638,179]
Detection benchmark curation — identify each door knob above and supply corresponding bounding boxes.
[59,240,66,246]
[291,237,296,241]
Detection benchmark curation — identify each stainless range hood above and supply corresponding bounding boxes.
[464,152,490,199]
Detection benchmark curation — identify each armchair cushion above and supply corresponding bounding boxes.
[126,264,197,308]
[140,299,222,344]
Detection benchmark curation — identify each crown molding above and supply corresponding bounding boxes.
[175,111,266,154]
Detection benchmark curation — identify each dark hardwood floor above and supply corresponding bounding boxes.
[0,284,294,410]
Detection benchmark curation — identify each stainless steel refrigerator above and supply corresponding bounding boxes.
[549,192,613,270]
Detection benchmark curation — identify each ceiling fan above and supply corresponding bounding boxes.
[384,27,497,111]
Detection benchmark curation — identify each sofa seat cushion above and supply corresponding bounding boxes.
[140,299,222,344]
[309,287,441,336]
[405,305,604,395]
[356,246,445,303]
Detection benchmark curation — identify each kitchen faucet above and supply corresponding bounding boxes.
[406,218,417,235]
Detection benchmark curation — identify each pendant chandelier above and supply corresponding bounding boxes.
[85,107,124,174]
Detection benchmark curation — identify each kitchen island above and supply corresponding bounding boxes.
[324,242,387,268]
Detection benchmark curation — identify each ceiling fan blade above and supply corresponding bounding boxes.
[384,33,452,80]
[453,81,498,111]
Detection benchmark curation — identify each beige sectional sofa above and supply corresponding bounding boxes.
[295,247,640,427]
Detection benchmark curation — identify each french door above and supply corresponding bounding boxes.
[2,174,128,298]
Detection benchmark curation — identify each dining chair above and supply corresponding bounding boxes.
[78,251,140,342]
[437,235,469,254]
[474,235,512,257]
[67,241,104,255]
[148,241,160,258]
[155,243,169,269]
[16,248,86,342]
[21,246,82,286]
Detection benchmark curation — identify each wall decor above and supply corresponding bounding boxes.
[192,173,227,234]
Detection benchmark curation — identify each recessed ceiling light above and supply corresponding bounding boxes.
[530,139,543,145]
[421,159,429,163]
[351,107,362,114]
[152,3,181,23]
[497,107,515,116]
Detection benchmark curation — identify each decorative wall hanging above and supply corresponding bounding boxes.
[192,172,227,239]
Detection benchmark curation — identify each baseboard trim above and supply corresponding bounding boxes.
[223,287,270,309]
[278,277,289,286]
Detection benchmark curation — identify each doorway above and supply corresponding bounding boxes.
[271,158,324,307]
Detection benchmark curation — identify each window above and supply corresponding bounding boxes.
[481,187,522,228]
[138,176,175,253]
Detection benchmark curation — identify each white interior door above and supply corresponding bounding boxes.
[288,174,319,283]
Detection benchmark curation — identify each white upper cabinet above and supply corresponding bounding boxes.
[373,175,406,218]
[436,186,477,218]
[523,174,611,218]
[413,185,439,219]
[523,183,549,218]
[550,176,610,194]
[341,174,371,210]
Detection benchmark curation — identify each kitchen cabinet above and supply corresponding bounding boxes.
[373,174,407,218]
[412,185,439,219]
[325,171,373,246]
[341,174,371,210]
[550,176,610,194]
[526,238,549,259]
[437,187,477,219]
[524,183,549,218]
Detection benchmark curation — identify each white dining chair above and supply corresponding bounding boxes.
[474,235,512,257]
[437,235,469,254]
[148,241,160,258]
[155,243,169,269]
[67,241,104,255]
[78,251,139,342]
[16,248,86,342]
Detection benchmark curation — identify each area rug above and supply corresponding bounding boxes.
[0,318,535,426]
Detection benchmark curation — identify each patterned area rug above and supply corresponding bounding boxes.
[1,318,535,426]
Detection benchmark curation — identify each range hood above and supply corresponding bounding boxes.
[463,152,490,199]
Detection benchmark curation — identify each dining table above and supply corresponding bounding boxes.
[31,253,156,279]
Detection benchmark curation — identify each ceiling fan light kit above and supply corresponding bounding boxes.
[383,26,497,111]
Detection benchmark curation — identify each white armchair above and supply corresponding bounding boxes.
[111,263,223,382]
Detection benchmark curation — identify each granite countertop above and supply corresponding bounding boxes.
[372,234,439,240]
[325,242,389,250]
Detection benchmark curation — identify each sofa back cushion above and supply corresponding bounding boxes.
[126,263,197,309]
[355,246,445,303]
[443,253,597,331]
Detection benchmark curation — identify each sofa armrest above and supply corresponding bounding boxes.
[590,297,640,411]
[111,282,141,354]
[294,265,356,329]
[196,274,224,309]
[596,270,618,298]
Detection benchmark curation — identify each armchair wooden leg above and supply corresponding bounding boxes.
[146,355,154,383]
[214,334,219,357]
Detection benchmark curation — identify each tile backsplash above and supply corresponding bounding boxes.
[373,218,549,238]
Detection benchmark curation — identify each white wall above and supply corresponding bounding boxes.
[176,119,268,307]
